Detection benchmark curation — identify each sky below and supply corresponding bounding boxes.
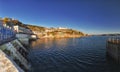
[0,0,120,34]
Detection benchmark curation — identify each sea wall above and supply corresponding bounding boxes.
[0,39,30,72]
[0,49,24,72]
[16,33,37,46]
[106,38,120,62]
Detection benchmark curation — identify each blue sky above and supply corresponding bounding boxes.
[0,0,120,34]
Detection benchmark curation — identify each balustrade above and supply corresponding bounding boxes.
[0,26,16,45]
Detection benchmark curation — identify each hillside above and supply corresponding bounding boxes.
[25,24,46,32]
[26,24,85,38]
[2,17,85,38]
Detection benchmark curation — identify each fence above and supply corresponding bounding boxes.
[0,26,16,45]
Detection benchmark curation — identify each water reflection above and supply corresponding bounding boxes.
[31,38,71,49]
[29,36,120,72]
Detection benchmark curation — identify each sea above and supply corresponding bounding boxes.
[28,36,120,72]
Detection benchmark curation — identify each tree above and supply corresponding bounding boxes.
[3,17,9,23]
[12,20,22,25]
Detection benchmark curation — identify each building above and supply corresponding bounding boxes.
[44,28,54,32]
[13,25,32,34]
[58,27,67,29]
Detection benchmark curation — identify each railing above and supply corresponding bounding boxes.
[0,26,16,45]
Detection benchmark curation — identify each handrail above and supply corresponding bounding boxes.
[0,26,16,45]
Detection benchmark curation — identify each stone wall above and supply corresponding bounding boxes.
[0,39,30,72]
[0,50,24,72]
[107,38,120,62]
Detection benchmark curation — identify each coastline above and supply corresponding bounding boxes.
[36,34,86,39]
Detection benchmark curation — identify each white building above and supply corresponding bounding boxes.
[58,27,67,29]
[13,25,32,34]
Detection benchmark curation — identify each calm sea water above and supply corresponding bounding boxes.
[28,36,120,72]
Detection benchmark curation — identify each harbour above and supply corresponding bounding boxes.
[29,36,120,72]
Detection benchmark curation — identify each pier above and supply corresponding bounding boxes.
[107,37,120,62]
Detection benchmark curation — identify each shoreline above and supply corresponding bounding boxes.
[37,35,87,39]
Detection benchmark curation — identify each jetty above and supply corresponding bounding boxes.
[107,37,120,62]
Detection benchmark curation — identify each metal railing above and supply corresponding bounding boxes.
[0,26,16,45]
